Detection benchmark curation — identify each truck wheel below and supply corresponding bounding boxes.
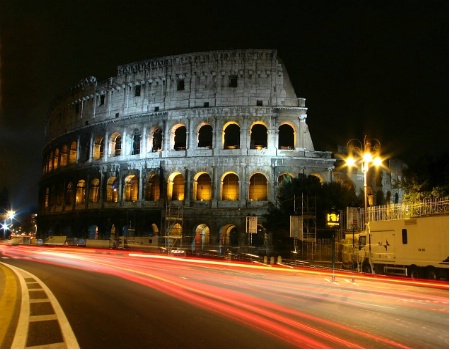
[426,268,438,280]
[362,263,372,273]
[409,267,421,279]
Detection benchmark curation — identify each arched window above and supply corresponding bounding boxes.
[278,124,295,149]
[69,141,77,164]
[44,188,50,208]
[223,123,240,149]
[249,173,268,201]
[106,177,119,202]
[250,124,267,149]
[114,135,122,156]
[198,124,212,148]
[193,224,210,251]
[76,180,86,204]
[60,145,68,167]
[145,174,161,201]
[194,173,212,200]
[48,151,53,171]
[93,137,104,160]
[89,178,100,203]
[174,125,187,150]
[65,182,74,206]
[222,173,239,200]
[278,173,293,185]
[123,175,138,202]
[132,130,141,155]
[168,173,185,200]
[53,148,60,169]
[151,127,162,152]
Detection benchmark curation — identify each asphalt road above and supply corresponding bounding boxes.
[1,245,448,348]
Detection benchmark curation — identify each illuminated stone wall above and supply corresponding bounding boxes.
[39,49,335,253]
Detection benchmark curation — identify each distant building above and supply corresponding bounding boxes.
[38,49,336,253]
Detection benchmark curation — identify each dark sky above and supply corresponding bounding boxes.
[0,0,448,214]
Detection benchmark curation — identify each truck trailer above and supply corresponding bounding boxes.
[345,200,449,280]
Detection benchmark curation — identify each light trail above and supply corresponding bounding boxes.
[1,245,448,348]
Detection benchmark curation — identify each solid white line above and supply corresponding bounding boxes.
[9,264,29,349]
[6,264,80,349]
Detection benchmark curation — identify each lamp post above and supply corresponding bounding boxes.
[346,136,382,274]
[2,210,15,239]
[346,135,382,224]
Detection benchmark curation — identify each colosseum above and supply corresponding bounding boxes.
[38,49,335,254]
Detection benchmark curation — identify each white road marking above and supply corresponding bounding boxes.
[6,264,80,349]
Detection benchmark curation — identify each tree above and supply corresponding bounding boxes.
[263,174,359,235]
[395,151,449,202]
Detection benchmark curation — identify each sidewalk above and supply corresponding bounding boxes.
[0,263,19,348]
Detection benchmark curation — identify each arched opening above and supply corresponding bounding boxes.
[278,173,293,185]
[249,173,268,201]
[106,177,119,202]
[168,173,185,201]
[222,173,239,200]
[151,127,163,152]
[219,224,239,254]
[198,124,213,148]
[93,136,104,160]
[89,178,100,203]
[53,148,60,169]
[192,224,210,251]
[194,173,212,201]
[65,182,74,206]
[123,175,138,202]
[132,129,141,155]
[69,141,77,164]
[310,173,324,184]
[174,125,187,150]
[44,187,50,208]
[145,174,161,201]
[223,123,240,149]
[48,151,53,171]
[76,180,86,204]
[60,145,68,167]
[278,124,295,149]
[113,134,122,157]
[88,224,99,239]
[250,123,267,149]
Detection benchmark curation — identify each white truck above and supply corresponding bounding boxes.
[345,199,449,280]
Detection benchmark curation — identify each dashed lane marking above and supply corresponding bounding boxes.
[4,263,79,349]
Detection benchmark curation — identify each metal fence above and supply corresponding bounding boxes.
[366,198,449,222]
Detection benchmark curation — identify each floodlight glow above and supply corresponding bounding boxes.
[373,156,382,166]
[346,157,356,167]
[363,152,372,163]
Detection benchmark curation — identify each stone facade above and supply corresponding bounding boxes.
[38,49,335,253]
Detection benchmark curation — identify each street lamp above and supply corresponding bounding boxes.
[346,135,382,224]
[2,209,15,239]
[346,136,382,274]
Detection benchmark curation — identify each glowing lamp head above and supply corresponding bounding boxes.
[373,156,382,166]
[363,152,372,163]
[346,157,356,167]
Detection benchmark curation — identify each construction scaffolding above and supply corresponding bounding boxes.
[290,194,317,259]
[163,202,184,254]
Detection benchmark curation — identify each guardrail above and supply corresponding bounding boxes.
[367,198,449,222]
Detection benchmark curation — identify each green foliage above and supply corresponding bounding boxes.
[395,152,449,202]
[263,174,359,236]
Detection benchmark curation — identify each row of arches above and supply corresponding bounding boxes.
[42,122,297,174]
[42,171,283,209]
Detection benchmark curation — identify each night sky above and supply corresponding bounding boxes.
[0,0,448,214]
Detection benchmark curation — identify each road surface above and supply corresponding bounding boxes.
[0,245,448,348]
